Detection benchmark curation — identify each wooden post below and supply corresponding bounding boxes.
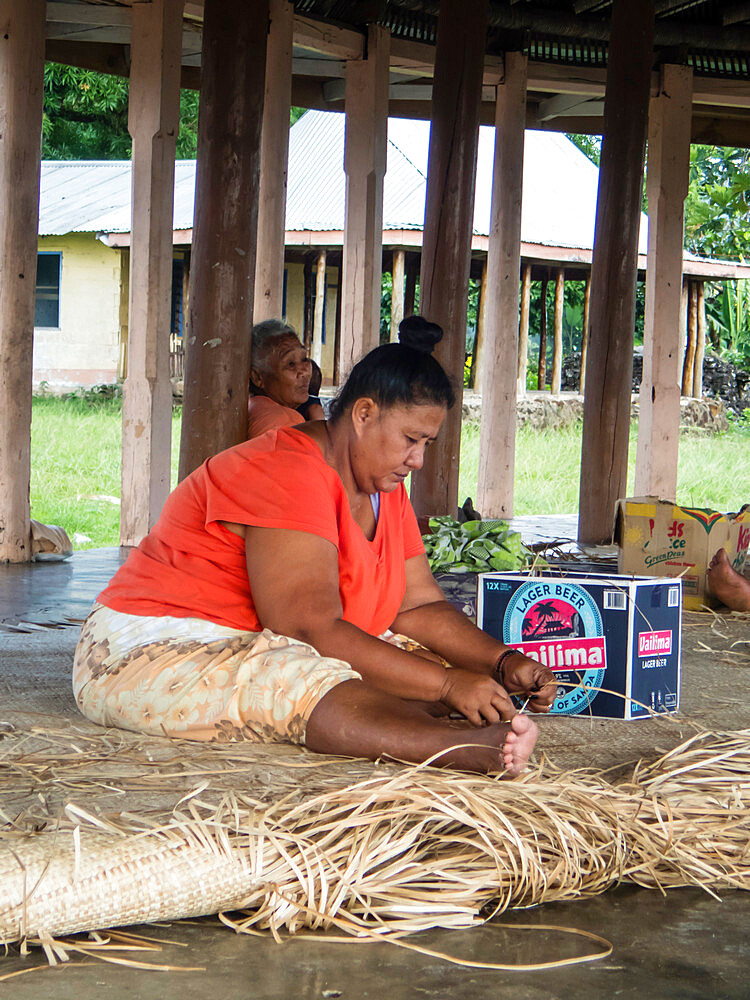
[0,0,45,561]
[682,280,698,396]
[333,254,343,385]
[410,0,489,517]
[693,279,706,398]
[580,272,591,394]
[312,249,327,366]
[302,255,313,350]
[578,0,654,544]
[404,253,418,318]
[472,260,489,390]
[634,64,692,500]
[339,25,390,378]
[178,0,268,480]
[390,248,406,342]
[678,275,689,379]
[120,0,183,547]
[254,0,293,322]
[476,51,528,518]
[517,262,532,398]
[551,267,565,394]
[538,276,548,390]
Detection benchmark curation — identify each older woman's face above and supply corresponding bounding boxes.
[253,334,312,409]
[351,401,447,494]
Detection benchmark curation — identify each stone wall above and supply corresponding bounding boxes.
[461,391,728,432]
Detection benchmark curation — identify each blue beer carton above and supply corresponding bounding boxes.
[477,571,682,719]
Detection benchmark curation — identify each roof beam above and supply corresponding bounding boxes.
[293,14,363,60]
[46,2,131,26]
[537,93,605,121]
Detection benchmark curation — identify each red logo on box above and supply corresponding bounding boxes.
[516,636,607,672]
[638,630,672,657]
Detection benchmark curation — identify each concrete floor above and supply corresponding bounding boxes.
[0,542,748,996]
[3,887,747,999]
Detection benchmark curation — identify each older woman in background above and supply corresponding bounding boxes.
[247,319,325,439]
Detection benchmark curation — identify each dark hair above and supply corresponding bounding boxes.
[398,315,443,354]
[329,343,455,421]
[308,358,322,397]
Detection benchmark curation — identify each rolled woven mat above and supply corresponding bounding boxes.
[1,728,748,945]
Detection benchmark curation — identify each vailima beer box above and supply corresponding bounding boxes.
[477,571,682,719]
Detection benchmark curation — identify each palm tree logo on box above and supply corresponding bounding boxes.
[503,582,607,715]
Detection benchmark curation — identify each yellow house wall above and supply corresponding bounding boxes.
[33,233,122,390]
[283,262,305,335]
[284,261,340,385]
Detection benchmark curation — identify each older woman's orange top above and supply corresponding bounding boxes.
[98,428,424,636]
[247,395,301,438]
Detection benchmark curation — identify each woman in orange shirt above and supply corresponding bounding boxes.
[247,319,324,438]
[73,344,554,775]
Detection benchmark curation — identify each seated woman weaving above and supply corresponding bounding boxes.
[247,319,324,438]
[73,344,554,775]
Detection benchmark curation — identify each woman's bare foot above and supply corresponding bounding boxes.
[446,714,538,777]
[706,548,750,611]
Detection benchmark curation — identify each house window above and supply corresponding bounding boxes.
[35,252,61,328]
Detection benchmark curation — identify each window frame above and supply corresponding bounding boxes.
[34,251,62,330]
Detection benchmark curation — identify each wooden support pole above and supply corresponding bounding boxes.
[477,51,528,518]
[254,0,293,323]
[410,0,489,517]
[312,249,327,366]
[179,0,268,479]
[693,279,706,398]
[0,0,45,562]
[578,0,654,544]
[390,248,406,342]
[472,260,489,390]
[404,253,418,318]
[302,255,313,350]
[333,255,343,385]
[551,267,565,394]
[517,262,532,397]
[339,25,390,378]
[678,275,689,377]
[120,0,183,547]
[634,64,692,500]
[682,280,698,396]
[538,276,548,390]
[580,272,591,394]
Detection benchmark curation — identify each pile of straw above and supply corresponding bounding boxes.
[1,727,748,955]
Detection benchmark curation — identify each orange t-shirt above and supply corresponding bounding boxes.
[98,428,425,636]
[247,395,302,439]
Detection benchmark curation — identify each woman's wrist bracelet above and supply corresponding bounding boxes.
[493,647,521,683]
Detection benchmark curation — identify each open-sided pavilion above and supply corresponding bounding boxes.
[3,0,750,563]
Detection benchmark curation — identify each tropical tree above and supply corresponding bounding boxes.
[43,64,305,161]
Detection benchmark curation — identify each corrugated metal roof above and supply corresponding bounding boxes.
[38,161,197,235]
[39,111,648,254]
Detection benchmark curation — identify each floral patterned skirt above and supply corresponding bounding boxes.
[72,603,363,746]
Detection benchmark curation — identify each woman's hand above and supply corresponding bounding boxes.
[438,668,516,727]
[498,651,556,713]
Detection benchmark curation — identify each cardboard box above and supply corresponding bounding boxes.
[615,498,750,611]
[477,571,682,719]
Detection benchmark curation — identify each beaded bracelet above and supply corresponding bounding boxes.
[493,647,521,683]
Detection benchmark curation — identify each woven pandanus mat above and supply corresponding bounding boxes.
[0,612,748,954]
[1,725,749,948]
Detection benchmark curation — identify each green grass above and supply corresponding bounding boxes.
[459,419,750,514]
[29,397,750,549]
[31,396,181,548]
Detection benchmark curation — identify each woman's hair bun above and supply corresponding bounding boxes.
[397,315,443,355]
